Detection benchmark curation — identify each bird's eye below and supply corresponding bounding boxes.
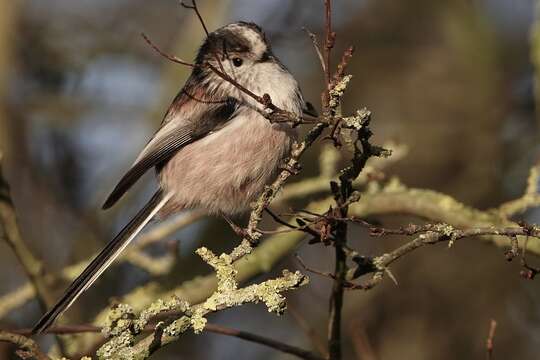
[232,57,243,67]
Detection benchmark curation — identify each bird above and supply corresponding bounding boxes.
[32,21,309,334]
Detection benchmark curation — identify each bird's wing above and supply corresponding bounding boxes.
[102,96,238,209]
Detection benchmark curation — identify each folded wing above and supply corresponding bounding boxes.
[102,96,238,209]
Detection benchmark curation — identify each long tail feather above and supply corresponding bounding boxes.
[32,190,172,334]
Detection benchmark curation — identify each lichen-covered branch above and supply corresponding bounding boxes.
[498,162,540,217]
[96,246,308,359]
[6,322,324,360]
[0,210,205,319]
[0,157,55,311]
[344,223,540,288]
[75,166,540,345]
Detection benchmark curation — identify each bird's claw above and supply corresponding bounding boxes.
[280,161,302,175]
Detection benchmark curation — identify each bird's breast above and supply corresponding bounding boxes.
[159,107,295,215]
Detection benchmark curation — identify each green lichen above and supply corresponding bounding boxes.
[97,331,134,360]
[97,245,308,358]
[134,296,189,333]
[329,75,353,109]
[101,303,135,337]
[190,310,208,334]
[341,108,371,130]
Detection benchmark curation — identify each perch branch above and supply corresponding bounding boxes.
[96,245,308,359]
[6,322,324,360]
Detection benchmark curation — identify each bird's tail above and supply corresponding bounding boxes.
[32,190,172,334]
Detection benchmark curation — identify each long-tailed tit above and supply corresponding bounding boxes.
[32,22,308,334]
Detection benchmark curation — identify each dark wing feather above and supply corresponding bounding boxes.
[33,190,169,334]
[303,101,318,117]
[102,96,238,209]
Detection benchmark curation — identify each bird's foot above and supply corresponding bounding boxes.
[280,161,302,175]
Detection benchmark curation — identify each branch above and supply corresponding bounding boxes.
[349,182,540,255]
[303,27,326,74]
[203,323,325,360]
[52,170,540,354]
[0,158,54,311]
[6,322,324,360]
[0,331,50,360]
[499,161,540,217]
[141,31,314,127]
[96,246,308,359]
[243,123,327,245]
[0,210,205,319]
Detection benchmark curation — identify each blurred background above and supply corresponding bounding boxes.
[1,0,540,359]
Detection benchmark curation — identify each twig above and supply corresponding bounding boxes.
[180,0,209,35]
[486,319,497,360]
[303,27,326,74]
[205,323,324,360]
[98,248,308,359]
[0,210,205,320]
[180,0,227,75]
[0,159,69,354]
[242,123,327,246]
[499,161,540,217]
[141,33,314,127]
[0,331,50,360]
[323,0,334,104]
[319,1,347,358]
[0,162,54,310]
[295,254,336,280]
[327,209,347,360]
[333,46,354,85]
[141,33,195,67]
[74,178,540,354]
[345,224,540,290]
[6,322,324,360]
[8,323,323,360]
[349,221,540,240]
[265,208,298,230]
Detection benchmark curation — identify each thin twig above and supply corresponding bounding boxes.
[303,27,326,74]
[141,33,195,67]
[323,0,334,98]
[0,163,54,310]
[7,323,323,360]
[344,225,540,290]
[486,319,497,360]
[142,32,314,127]
[180,0,226,74]
[0,160,68,354]
[205,323,325,360]
[180,0,209,35]
[265,208,298,230]
[0,211,205,320]
[295,254,336,280]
